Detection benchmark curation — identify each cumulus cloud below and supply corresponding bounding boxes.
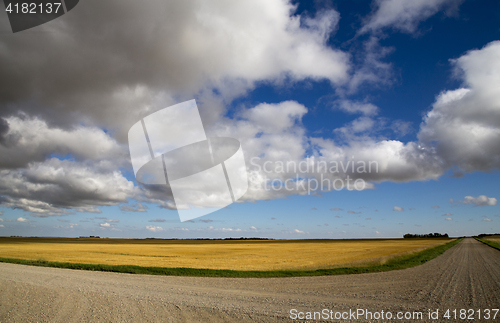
[0,0,349,135]
[119,202,148,213]
[393,206,404,211]
[0,1,358,215]
[250,226,257,230]
[445,217,452,221]
[0,158,136,215]
[294,229,304,234]
[454,195,497,207]
[146,225,165,232]
[419,41,500,173]
[99,222,111,227]
[17,217,28,222]
[359,0,463,34]
[0,2,498,218]
[483,218,492,222]
[236,99,444,202]
[0,115,124,169]
[442,213,452,216]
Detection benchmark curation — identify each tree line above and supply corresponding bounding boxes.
[404,233,449,238]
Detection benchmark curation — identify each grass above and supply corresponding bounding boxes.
[0,238,462,278]
[0,237,451,271]
[475,236,500,251]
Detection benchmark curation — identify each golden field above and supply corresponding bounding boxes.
[484,236,500,242]
[0,237,451,271]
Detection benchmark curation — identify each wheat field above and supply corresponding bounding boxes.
[484,236,500,242]
[0,237,450,271]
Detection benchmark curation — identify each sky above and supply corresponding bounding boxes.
[0,0,499,239]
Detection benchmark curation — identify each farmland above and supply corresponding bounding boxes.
[1,238,497,323]
[484,235,500,242]
[481,236,500,250]
[0,237,450,271]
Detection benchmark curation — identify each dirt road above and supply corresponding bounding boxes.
[1,238,499,322]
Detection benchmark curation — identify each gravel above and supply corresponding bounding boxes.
[0,238,499,322]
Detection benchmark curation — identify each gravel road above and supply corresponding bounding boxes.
[1,238,499,322]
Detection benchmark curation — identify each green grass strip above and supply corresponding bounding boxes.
[0,238,463,278]
[474,237,500,251]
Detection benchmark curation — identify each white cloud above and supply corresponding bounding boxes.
[220,228,242,232]
[393,206,404,211]
[419,41,500,173]
[294,229,304,233]
[442,213,452,216]
[250,226,257,230]
[241,101,308,134]
[336,100,379,117]
[359,0,462,34]
[456,195,497,207]
[17,217,28,222]
[0,224,4,227]
[99,223,111,227]
[0,218,3,222]
[146,225,165,232]
[445,217,452,221]
[119,202,148,213]
[483,218,492,222]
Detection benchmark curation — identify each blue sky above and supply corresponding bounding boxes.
[0,0,499,238]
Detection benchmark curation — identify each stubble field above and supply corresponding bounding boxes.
[0,237,450,271]
[484,236,500,242]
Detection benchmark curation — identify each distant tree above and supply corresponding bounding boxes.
[404,233,449,238]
